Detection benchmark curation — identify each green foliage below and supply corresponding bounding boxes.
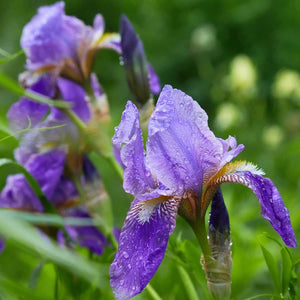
[0,0,299,299]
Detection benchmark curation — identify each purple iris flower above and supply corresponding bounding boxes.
[110,85,296,299]
[1,74,108,255]
[21,1,120,81]
[120,15,160,105]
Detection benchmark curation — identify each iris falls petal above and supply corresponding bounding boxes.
[203,161,296,247]
[110,197,180,300]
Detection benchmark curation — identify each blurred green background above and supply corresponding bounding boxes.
[0,0,299,299]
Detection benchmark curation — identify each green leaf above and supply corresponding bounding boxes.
[0,211,103,287]
[28,260,47,289]
[0,71,70,109]
[0,49,24,65]
[260,243,281,291]
[281,247,292,295]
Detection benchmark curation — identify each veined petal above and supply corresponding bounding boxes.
[112,101,156,196]
[110,197,180,300]
[147,85,224,194]
[203,161,296,247]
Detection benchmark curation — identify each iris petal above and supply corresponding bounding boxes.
[112,101,156,195]
[110,197,180,300]
[203,161,296,247]
[147,85,239,194]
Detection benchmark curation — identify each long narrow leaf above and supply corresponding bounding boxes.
[0,212,102,287]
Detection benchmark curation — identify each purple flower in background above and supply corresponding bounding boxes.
[0,72,108,255]
[120,15,160,105]
[110,85,296,299]
[21,1,120,81]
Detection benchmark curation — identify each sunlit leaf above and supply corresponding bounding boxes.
[0,212,103,287]
[260,243,281,292]
[281,247,292,295]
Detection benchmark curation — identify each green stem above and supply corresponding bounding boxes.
[0,71,70,109]
[193,217,212,261]
[177,264,199,300]
[145,284,163,300]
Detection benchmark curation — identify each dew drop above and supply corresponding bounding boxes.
[123,251,129,259]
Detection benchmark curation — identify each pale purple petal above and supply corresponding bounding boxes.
[90,73,103,98]
[218,136,245,168]
[0,174,43,211]
[56,78,91,122]
[217,170,296,247]
[7,75,55,131]
[112,101,156,195]
[147,85,222,194]
[21,2,69,69]
[92,14,105,42]
[110,197,180,300]
[148,63,161,95]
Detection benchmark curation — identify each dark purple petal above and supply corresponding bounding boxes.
[148,63,161,95]
[112,101,156,195]
[56,78,91,123]
[0,239,5,253]
[120,15,150,105]
[60,208,106,255]
[110,197,180,300]
[7,75,55,131]
[0,174,43,211]
[50,177,77,208]
[24,149,66,200]
[212,167,296,247]
[209,188,230,235]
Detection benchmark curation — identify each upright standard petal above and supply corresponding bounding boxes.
[147,85,219,194]
[21,2,76,70]
[112,101,156,195]
[110,197,180,300]
[203,161,296,247]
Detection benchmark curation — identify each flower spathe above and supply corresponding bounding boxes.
[110,85,296,300]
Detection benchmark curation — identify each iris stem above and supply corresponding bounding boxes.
[0,71,70,109]
[193,217,212,261]
[177,264,199,300]
[145,284,163,300]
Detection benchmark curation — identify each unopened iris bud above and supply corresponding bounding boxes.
[204,188,232,300]
[120,15,160,106]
